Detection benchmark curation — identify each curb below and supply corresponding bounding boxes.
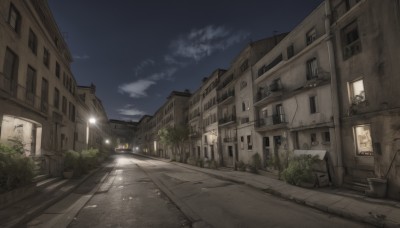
[133,153,399,228]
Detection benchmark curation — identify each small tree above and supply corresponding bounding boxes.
[158,125,189,163]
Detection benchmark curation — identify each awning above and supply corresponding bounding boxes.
[293,150,327,160]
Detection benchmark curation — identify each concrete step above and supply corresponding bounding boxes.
[36,177,61,188]
[32,174,49,183]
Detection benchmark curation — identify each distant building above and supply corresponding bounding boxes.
[109,119,137,151]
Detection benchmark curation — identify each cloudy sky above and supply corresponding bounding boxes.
[48,0,323,121]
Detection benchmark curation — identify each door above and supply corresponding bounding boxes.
[263,137,270,168]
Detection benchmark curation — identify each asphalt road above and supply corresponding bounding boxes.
[28,154,371,228]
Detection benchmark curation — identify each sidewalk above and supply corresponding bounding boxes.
[138,154,400,228]
[0,162,113,228]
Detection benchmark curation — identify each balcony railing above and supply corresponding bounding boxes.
[256,82,282,103]
[223,137,237,143]
[217,89,235,104]
[218,115,236,126]
[257,114,286,128]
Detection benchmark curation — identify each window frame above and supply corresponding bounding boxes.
[309,95,318,114]
[341,20,362,60]
[306,28,317,45]
[349,78,366,104]
[28,29,38,55]
[306,57,318,80]
[353,124,373,156]
[8,3,21,33]
[43,48,50,67]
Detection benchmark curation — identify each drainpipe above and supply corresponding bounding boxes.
[325,0,344,185]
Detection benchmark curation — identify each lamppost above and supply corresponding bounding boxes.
[86,117,96,149]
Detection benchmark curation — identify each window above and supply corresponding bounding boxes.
[342,20,361,59]
[55,62,60,78]
[240,59,249,72]
[3,48,19,95]
[26,66,37,105]
[247,135,253,150]
[43,48,50,67]
[306,28,317,45]
[287,44,294,59]
[240,136,244,149]
[54,88,60,109]
[311,133,317,146]
[204,147,208,158]
[349,79,365,104]
[62,96,67,114]
[354,124,373,156]
[41,78,49,113]
[28,29,38,55]
[8,4,21,33]
[69,102,75,122]
[306,58,318,80]
[228,146,233,157]
[322,131,330,143]
[309,96,318,114]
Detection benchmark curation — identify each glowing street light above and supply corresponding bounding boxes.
[105,139,110,144]
[86,117,97,149]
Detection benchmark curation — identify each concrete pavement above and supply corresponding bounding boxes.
[137,153,400,228]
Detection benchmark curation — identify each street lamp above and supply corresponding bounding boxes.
[105,139,110,144]
[86,117,97,149]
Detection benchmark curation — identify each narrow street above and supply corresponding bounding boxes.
[29,154,371,228]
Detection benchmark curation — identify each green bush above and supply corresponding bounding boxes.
[81,148,99,170]
[0,143,35,192]
[252,153,262,171]
[282,155,318,186]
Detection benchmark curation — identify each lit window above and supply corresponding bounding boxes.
[350,79,365,104]
[354,124,373,156]
[247,135,253,150]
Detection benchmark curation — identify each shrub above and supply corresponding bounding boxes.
[209,160,218,169]
[196,159,203,168]
[187,157,197,166]
[81,148,99,170]
[0,143,35,192]
[236,161,246,172]
[251,153,262,172]
[282,155,319,186]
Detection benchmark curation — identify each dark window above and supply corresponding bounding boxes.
[3,48,19,95]
[204,147,208,158]
[242,102,246,111]
[258,54,283,77]
[41,78,48,113]
[287,44,294,59]
[309,96,317,114]
[8,4,21,33]
[247,135,253,150]
[62,96,67,114]
[69,102,75,121]
[311,133,317,145]
[228,146,233,157]
[55,62,60,78]
[306,28,317,45]
[342,20,361,59]
[54,88,60,109]
[26,66,36,105]
[306,58,318,80]
[28,29,38,55]
[240,59,249,72]
[323,131,330,143]
[43,48,50,67]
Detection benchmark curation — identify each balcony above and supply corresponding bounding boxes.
[255,114,287,131]
[217,74,234,90]
[217,89,235,105]
[223,137,237,143]
[254,83,283,107]
[332,0,361,22]
[218,115,236,127]
[189,131,201,138]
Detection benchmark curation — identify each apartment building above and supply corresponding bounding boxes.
[201,70,226,163]
[136,115,152,155]
[188,88,203,159]
[0,0,78,175]
[328,0,400,198]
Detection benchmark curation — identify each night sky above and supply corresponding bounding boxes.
[47,0,323,121]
